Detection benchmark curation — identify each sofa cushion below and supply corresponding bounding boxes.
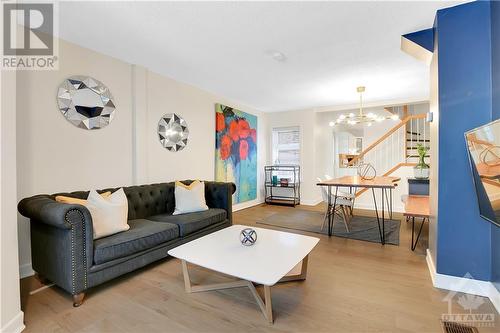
[93,219,179,265]
[148,208,227,237]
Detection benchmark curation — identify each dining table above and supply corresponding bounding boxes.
[316,175,400,245]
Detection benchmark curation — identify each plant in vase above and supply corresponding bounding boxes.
[414,143,430,179]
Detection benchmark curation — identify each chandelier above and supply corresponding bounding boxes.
[330,86,399,127]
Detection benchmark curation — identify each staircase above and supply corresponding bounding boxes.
[405,115,430,163]
[347,108,429,197]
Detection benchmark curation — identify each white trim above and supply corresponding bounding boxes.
[300,197,322,206]
[426,249,437,286]
[400,35,433,65]
[233,199,264,212]
[492,287,500,316]
[19,263,34,279]
[234,197,323,210]
[1,311,25,333]
[426,249,500,314]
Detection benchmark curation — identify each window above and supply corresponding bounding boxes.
[272,127,300,166]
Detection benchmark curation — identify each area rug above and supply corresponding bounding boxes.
[257,210,400,245]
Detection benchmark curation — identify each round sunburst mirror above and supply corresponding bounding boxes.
[157,113,189,152]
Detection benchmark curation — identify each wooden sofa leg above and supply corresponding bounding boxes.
[73,293,85,307]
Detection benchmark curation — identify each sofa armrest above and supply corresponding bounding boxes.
[19,195,87,229]
[18,195,93,295]
[204,182,236,224]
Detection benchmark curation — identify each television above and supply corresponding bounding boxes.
[465,119,500,227]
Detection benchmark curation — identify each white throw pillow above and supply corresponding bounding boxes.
[173,180,209,215]
[86,188,129,239]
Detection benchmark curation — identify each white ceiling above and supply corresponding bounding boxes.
[57,1,465,112]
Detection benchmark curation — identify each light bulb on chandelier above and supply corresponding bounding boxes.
[330,86,401,126]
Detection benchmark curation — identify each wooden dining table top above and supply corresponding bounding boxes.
[316,176,401,189]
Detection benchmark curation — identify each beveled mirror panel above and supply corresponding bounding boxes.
[57,76,115,130]
[158,113,189,152]
[465,119,500,227]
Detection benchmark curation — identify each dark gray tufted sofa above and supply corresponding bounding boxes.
[18,180,235,306]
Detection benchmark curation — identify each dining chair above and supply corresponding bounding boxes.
[317,177,352,232]
[324,174,356,215]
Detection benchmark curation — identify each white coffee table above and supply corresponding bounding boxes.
[168,225,319,323]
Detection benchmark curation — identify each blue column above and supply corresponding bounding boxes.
[435,1,493,280]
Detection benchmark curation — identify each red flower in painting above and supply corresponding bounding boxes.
[220,135,232,160]
[239,139,249,160]
[229,120,239,141]
[250,129,257,143]
[238,119,250,138]
[216,113,225,132]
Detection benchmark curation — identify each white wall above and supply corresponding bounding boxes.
[428,45,439,265]
[266,109,321,205]
[16,37,266,277]
[316,110,364,179]
[1,69,24,333]
[143,69,267,208]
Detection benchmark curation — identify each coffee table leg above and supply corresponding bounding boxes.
[300,255,309,278]
[182,260,250,293]
[181,260,192,292]
[180,260,275,323]
[264,286,273,323]
[279,255,309,282]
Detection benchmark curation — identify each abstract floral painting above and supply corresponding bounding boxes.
[215,103,257,203]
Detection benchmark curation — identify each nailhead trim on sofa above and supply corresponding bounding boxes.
[65,209,88,294]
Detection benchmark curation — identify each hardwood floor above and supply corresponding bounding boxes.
[20,203,499,332]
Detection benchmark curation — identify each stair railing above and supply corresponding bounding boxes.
[406,114,430,162]
[348,114,427,171]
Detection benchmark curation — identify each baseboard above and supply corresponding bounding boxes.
[19,263,34,279]
[1,311,25,333]
[233,199,264,212]
[300,197,322,206]
[426,249,500,314]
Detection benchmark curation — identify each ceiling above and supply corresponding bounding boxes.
[57,1,466,112]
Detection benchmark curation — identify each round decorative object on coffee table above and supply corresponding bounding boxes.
[158,113,189,152]
[240,228,257,246]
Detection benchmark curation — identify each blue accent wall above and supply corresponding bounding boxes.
[402,28,434,52]
[435,1,493,280]
[490,0,500,292]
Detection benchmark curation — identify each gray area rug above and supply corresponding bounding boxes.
[257,210,400,245]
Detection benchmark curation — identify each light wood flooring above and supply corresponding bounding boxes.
[20,203,499,332]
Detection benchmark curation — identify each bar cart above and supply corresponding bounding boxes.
[264,165,300,206]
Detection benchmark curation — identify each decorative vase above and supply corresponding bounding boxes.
[414,155,430,179]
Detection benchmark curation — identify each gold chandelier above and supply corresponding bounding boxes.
[330,86,399,127]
